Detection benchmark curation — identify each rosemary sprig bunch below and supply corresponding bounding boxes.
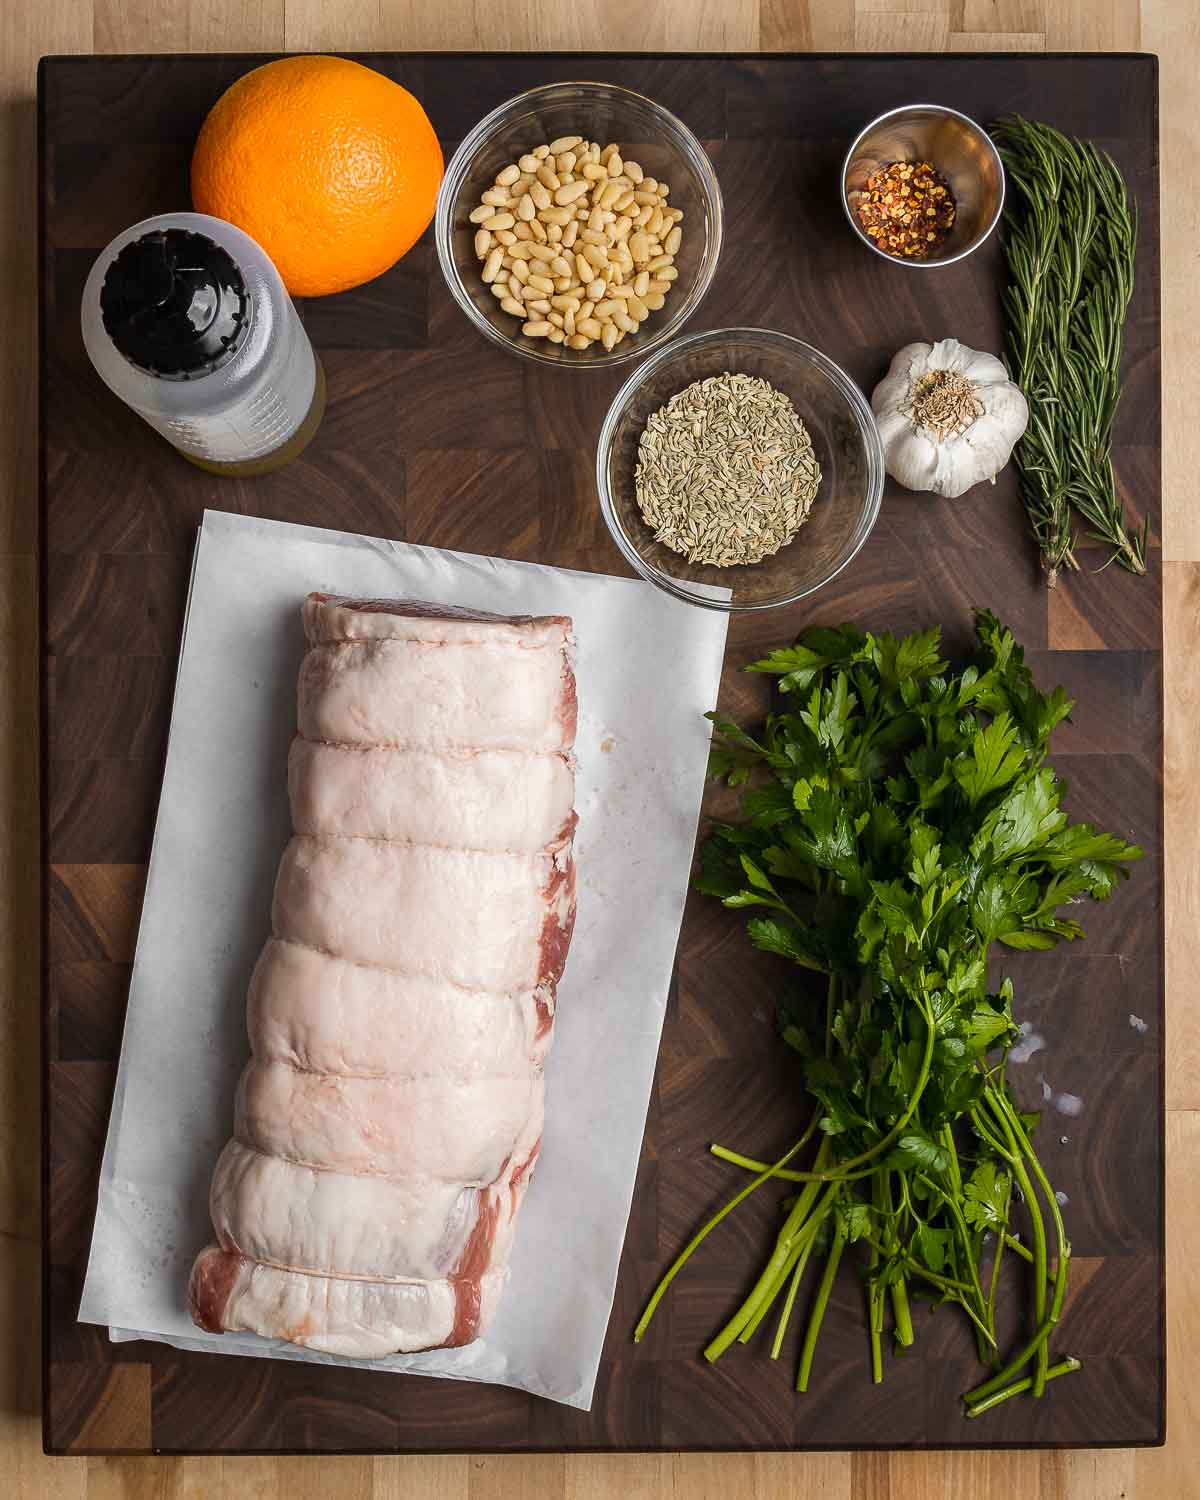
[992,115,1147,585]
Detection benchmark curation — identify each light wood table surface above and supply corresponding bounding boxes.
[3,2,1197,1496]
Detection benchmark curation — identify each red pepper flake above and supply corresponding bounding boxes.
[853,160,957,259]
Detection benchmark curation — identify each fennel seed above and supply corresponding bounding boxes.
[634,372,822,568]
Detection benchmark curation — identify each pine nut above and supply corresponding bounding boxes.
[470,137,683,352]
[555,179,590,206]
[658,182,670,198]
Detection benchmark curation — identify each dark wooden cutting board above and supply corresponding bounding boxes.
[39,51,1163,1455]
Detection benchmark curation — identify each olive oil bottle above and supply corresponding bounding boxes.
[82,212,324,475]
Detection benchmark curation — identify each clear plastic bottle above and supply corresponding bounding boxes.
[81,212,325,476]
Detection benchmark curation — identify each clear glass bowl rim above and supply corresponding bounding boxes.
[595,325,886,613]
[434,79,725,370]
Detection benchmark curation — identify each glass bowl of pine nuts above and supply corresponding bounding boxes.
[435,81,723,367]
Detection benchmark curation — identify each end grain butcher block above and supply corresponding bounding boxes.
[41,50,1162,1455]
[190,595,578,1359]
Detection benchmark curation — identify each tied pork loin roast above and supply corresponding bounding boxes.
[188,593,578,1357]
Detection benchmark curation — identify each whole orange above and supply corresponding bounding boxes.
[191,55,443,298]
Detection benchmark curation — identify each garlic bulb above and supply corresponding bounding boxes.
[871,338,1029,499]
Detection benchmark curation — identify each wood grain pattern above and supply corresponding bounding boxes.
[37,49,1164,1457]
[3,0,1195,1496]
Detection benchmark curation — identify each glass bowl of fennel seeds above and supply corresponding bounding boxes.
[596,327,884,610]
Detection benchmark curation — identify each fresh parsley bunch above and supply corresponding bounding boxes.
[635,613,1141,1416]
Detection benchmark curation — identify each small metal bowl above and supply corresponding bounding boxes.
[841,103,1005,268]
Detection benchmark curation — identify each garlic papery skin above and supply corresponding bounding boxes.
[871,338,1029,499]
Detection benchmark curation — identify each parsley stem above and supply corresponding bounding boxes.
[963,1317,1058,1406]
[770,1239,814,1360]
[797,1218,847,1392]
[704,1168,837,1360]
[633,1133,809,1343]
[904,1263,998,1350]
[916,1172,992,1345]
[891,1276,914,1348]
[964,1356,1082,1417]
[985,1088,1051,1396]
[739,1238,803,1344]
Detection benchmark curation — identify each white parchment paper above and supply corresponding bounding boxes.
[78,509,730,1410]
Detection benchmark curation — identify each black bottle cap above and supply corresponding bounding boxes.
[99,228,250,379]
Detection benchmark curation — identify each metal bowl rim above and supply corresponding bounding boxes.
[839,101,1006,270]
